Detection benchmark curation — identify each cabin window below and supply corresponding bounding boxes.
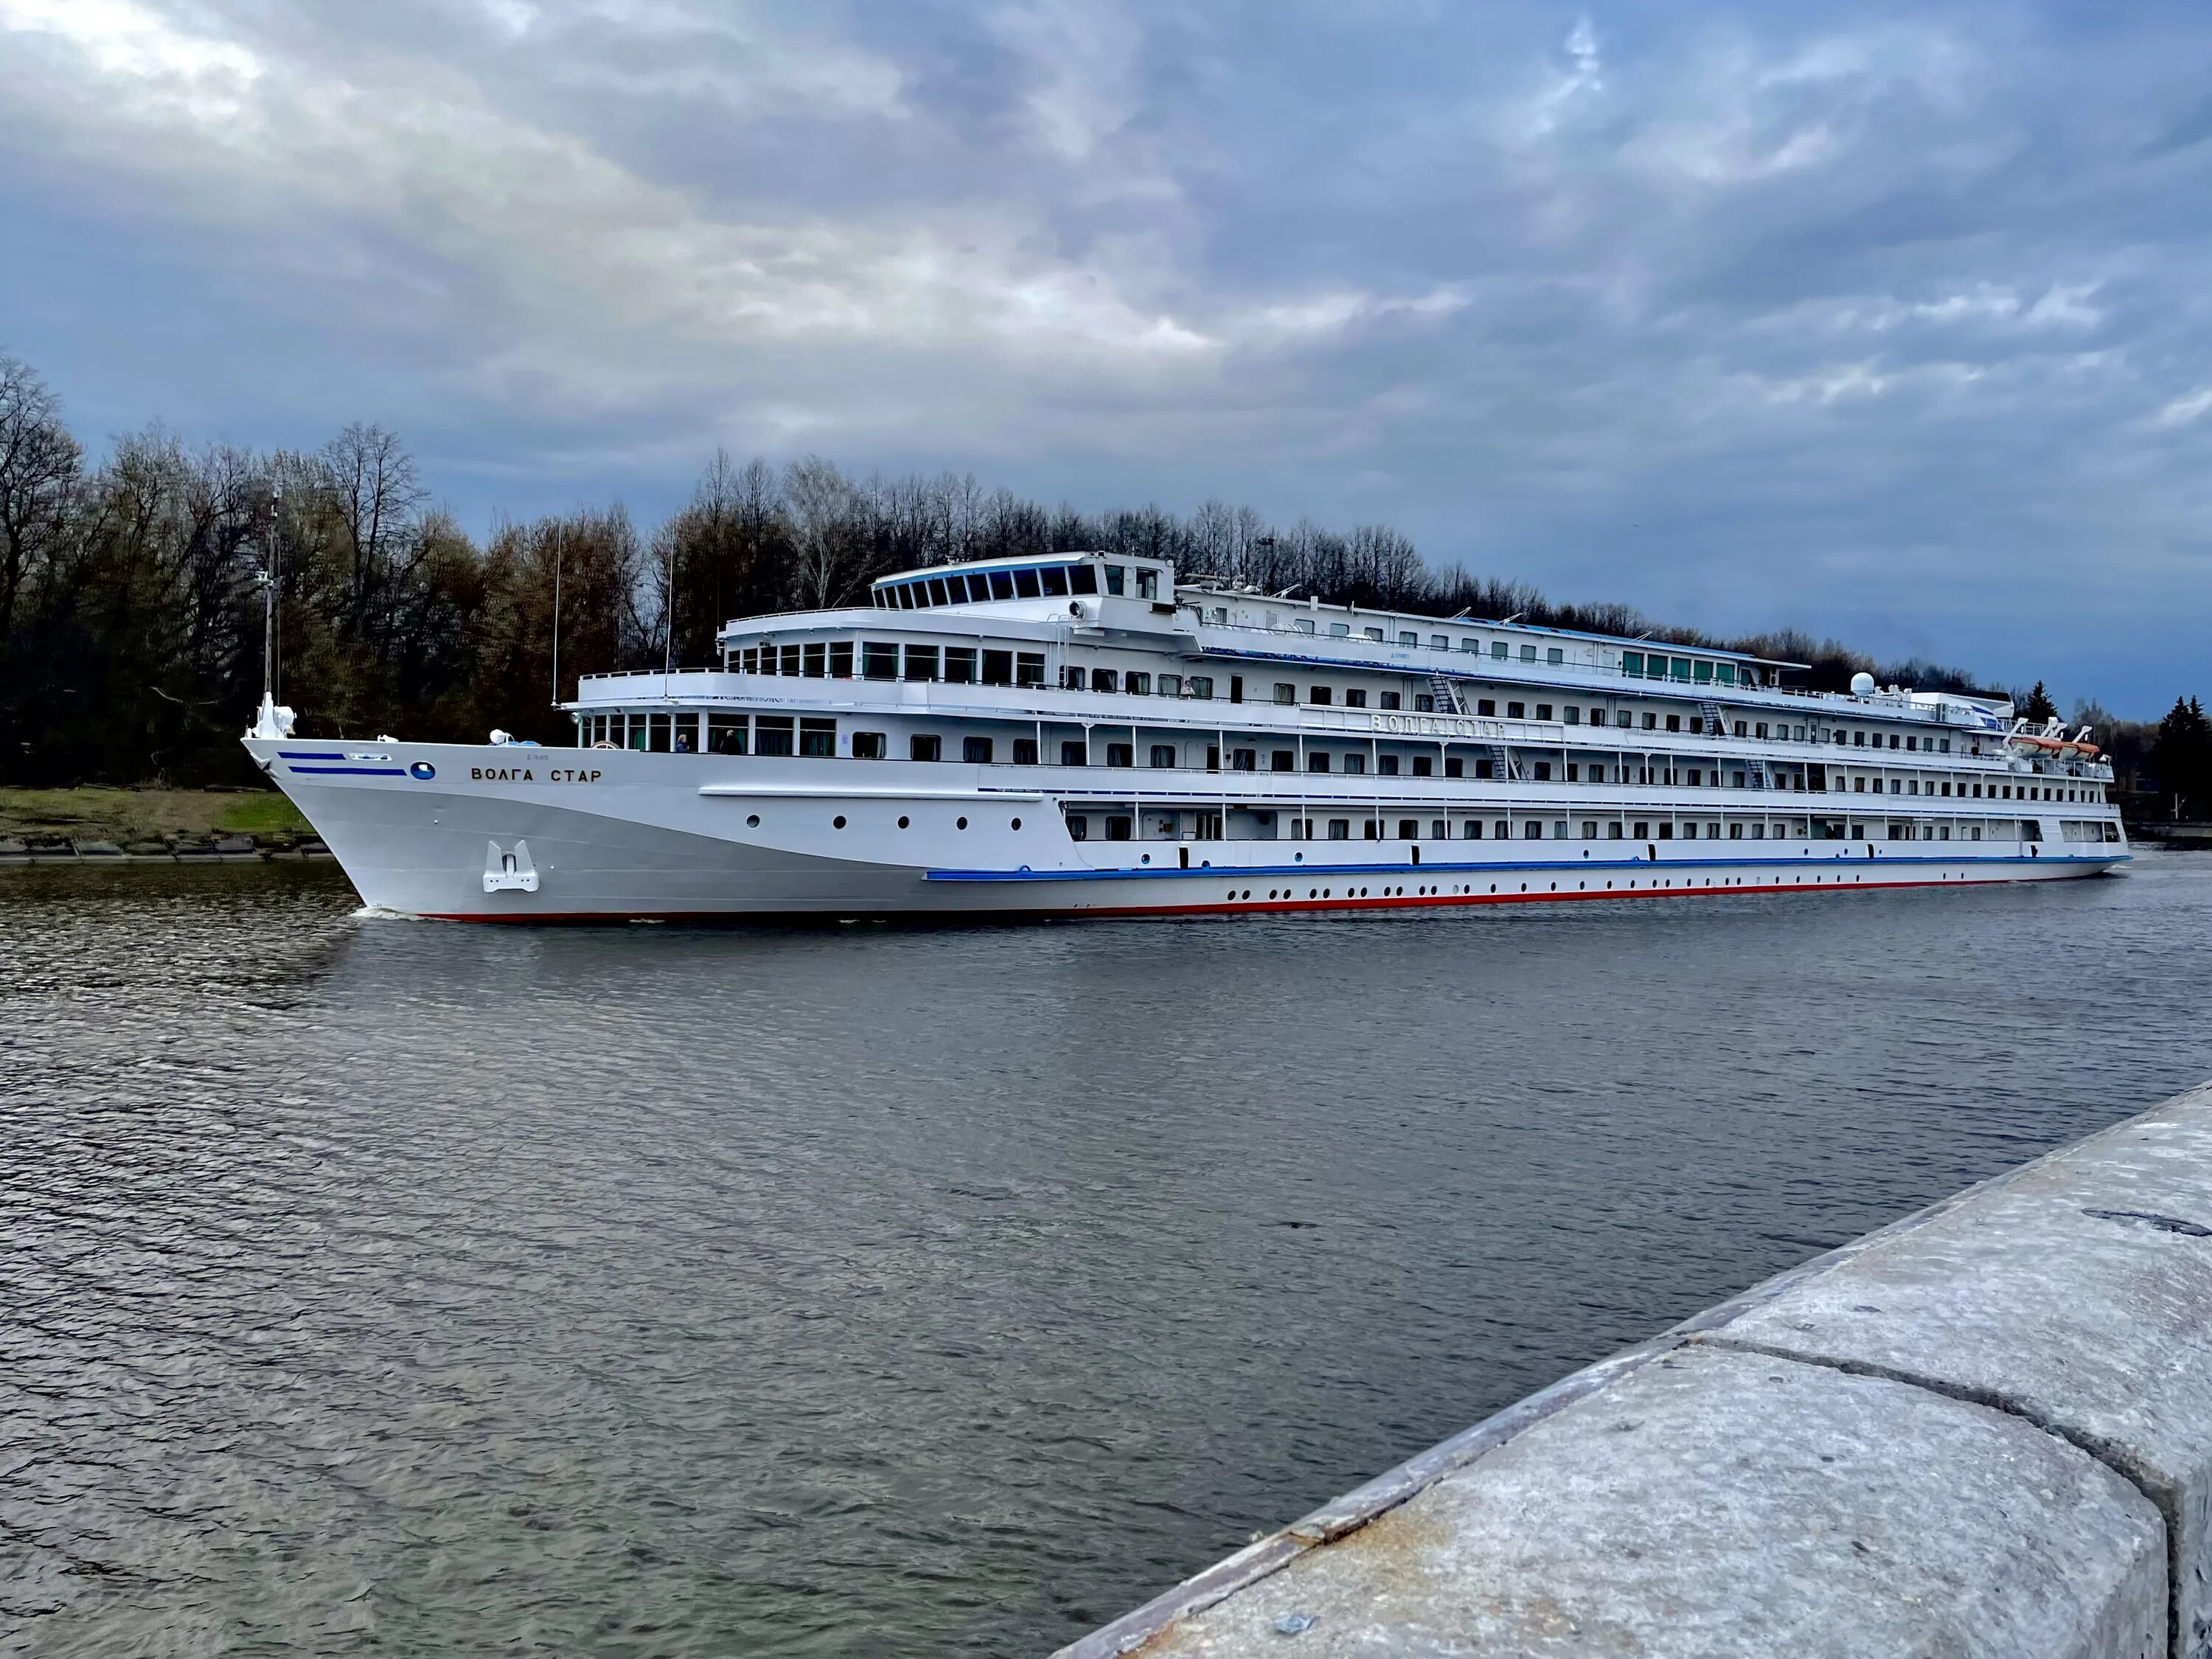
[1107,814,1134,840]
[1623,651,1644,676]
[1069,566,1099,596]
[1365,626,1385,641]
[1492,641,1509,660]
[1068,815,1088,840]
[863,642,898,680]
[1444,757,1464,778]
[1016,653,1045,687]
[1006,737,1037,765]
[1150,745,1176,768]
[1661,714,1678,733]
[1507,701,1525,719]
[945,647,977,684]
[1106,743,1133,768]
[1061,665,1086,690]
[1158,674,1183,697]
[1461,639,1479,653]
[1135,570,1158,600]
[1693,661,1713,684]
[1373,754,1397,776]
[1127,672,1152,695]
[755,717,795,757]
[1343,754,1366,774]
[1433,635,1450,650]
[852,731,886,759]
[1346,689,1367,709]
[1564,706,1582,725]
[800,719,836,758]
[1478,699,1496,717]
[1233,748,1256,771]
[1310,686,1333,706]
[1380,692,1401,710]
[1013,568,1041,598]
[1519,644,1537,663]
[1854,731,1866,745]
[1686,768,1700,785]
[1412,756,1433,777]
[1534,703,1552,720]
[990,571,1016,599]
[1091,668,1119,693]
[905,645,939,681]
[1532,761,1551,780]
[1271,750,1294,771]
[1309,752,1332,773]
[1295,618,1315,635]
[1717,664,1736,685]
[1415,694,1435,712]
[981,649,1012,686]
[1545,647,1563,666]
[964,737,994,764]
[1327,819,1350,841]
[1061,741,1087,766]
[1329,622,1351,639]
[1466,820,1484,838]
[829,641,853,678]
[1399,632,1418,646]
[1187,677,1213,699]
[1274,683,1295,705]
[910,734,942,762]
[1040,567,1070,597]
[1104,565,1126,596]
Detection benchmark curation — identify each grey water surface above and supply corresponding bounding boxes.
[5,854,2211,1658]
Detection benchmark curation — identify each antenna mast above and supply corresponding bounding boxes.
[551,540,563,708]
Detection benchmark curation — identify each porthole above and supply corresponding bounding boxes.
[956,816,968,830]
[1242,889,1251,900]
[1489,883,1497,893]
[1011,817,1022,830]
[832,815,846,829]
[897,815,910,829]
[746,813,761,828]
[1309,888,1318,899]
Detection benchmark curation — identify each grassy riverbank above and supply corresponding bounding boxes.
[0,787,310,845]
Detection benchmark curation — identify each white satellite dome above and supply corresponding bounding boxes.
[1849,671,1876,697]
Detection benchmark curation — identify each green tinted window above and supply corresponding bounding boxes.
[1622,652,1644,676]
[1694,661,1714,683]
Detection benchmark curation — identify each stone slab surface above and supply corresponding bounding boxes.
[1121,1344,2162,1659]
[1700,1081,2212,1658]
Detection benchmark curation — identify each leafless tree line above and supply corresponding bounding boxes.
[0,352,1998,786]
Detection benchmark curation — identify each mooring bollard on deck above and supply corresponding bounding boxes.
[1060,1080,2212,1659]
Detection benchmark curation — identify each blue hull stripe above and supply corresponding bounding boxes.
[277,750,347,760]
[925,852,2126,883]
[287,765,407,776]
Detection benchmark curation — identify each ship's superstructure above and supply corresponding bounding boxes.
[245,550,2126,919]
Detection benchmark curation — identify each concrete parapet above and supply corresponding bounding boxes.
[1060,1080,2212,1659]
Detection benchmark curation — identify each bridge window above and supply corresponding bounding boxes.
[1013,568,1041,599]
[1040,567,1070,597]
[927,578,950,606]
[779,645,801,675]
[990,571,1016,599]
[1135,570,1158,600]
[1104,565,1125,596]
[1069,565,1098,596]
[1717,664,1737,684]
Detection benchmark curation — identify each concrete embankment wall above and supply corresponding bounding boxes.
[1060,1079,2212,1659]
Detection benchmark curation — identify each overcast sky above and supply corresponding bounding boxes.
[3,0,2208,714]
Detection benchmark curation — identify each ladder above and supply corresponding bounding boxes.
[1703,699,1770,789]
[1488,742,1519,782]
[1427,671,1464,714]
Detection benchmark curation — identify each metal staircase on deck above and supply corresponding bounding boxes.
[1432,670,1517,781]
[1703,699,1770,790]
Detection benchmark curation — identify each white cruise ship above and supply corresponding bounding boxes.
[243,549,2127,920]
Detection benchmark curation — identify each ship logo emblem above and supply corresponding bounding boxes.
[409,761,437,780]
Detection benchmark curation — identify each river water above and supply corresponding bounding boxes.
[4,853,2211,1657]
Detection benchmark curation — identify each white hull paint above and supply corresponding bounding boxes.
[247,739,2126,923]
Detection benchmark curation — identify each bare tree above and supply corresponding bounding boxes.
[0,354,83,640]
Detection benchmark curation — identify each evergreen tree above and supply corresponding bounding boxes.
[2022,681,2059,723]
[2153,695,2212,819]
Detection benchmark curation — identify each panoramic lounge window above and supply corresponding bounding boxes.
[800,719,836,757]
[754,717,795,756]
[903,645,939,681]
[981,650,1013,686]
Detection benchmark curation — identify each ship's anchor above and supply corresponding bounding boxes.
[483,839,540,893]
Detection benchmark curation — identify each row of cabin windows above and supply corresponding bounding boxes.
[1062,667,1218,698]
[872,563,1161,609]
[1068,815,2019,844]
[743,641,1048,686]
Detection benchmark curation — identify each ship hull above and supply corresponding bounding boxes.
[246,738,2127,923]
